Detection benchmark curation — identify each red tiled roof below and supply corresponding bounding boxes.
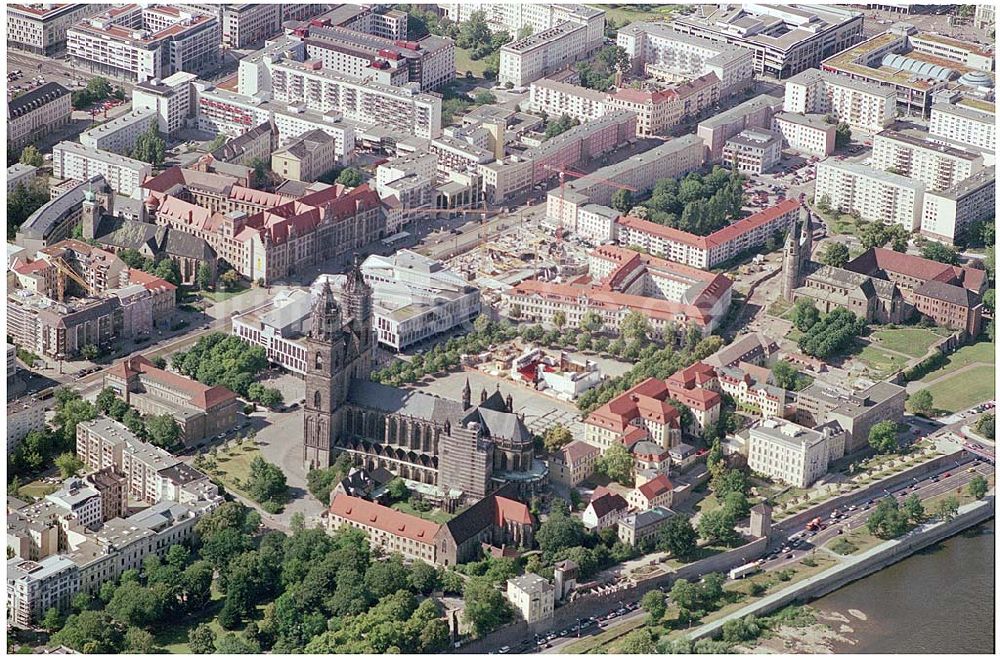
[495,496,533,527]
[108,355,236,410]
[588,491,629,519]
[864,247,988,293]
[586,378,679,433]
[558,440,600,465]
[330,493,441,543]
[637,474,673,500]
[667,361,716,389]
[127,268,177,292]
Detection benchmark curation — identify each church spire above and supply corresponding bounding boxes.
[309,279,341,342]
[462,377,471,410]
[344,253,372,326]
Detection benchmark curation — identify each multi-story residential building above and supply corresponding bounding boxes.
[617,506,673,546]
[7,163,39,192]
[747,418,846,488]
[79,110,159,156]
[547,135,706,229]
[771,112,837,156]
[697,94,783,161]
[218,3,281,49]
[131,72,198,136]
[815,160,926,231]
[44,479,103,531]
[717,363,789,419]
[7,397,46,455]
[795,380,907,454]
[507,573,555,625]
[627,473,674,511]
[211,121,278,166]
[616,198,802,269]
[6,556,80,628]
[7,289,125,361]
[722,128,782,174]
[928,93,996,152]
[664,362,723,436]
[304,4,408,41]
[549,441,601,489]
[103,355,239,444]
[783,68,896,133]
[581,487,630,531]
[617,22,754,96]
[67,4,221,83]
[606,74,721,137]
[479,110,637,204]
[85,467,128,522]
[529,78,608,123]
[7,343,17,379]
[291,23,455,91]
[974,4,995,30]
[52,142,152,199]
[507,246,732,340]
[8,82,72,150]
[921,166,996,245]
[584,377,682,453]
[872,128,984,191]
[329,493,441,563]
[671,4,865,79]
[7,3,111,55]
[441,4,604,50]
[271,129,340,183]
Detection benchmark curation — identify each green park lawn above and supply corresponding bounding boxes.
[390,500,456,525]
[871,327,949,358]
[455,47,488,78]
[855,345,909,379]
[17,480,59,500]
[920,340,996,383]
[593,4,679,24]
[198,284,248,303]
[924,365,995,413]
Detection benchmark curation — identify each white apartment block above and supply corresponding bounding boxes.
[273,108,355,158]
[815,160,925,231]
[7,164,38,192]
[441,4,605,49]
[67,5,221,83]
[7,556,80,628]
[44,479,103,532]
[771,112,836,156]
[7,397,46,455]
[193,83,274,137]
[529,78,608,123]
[783,68,895,133]
[220,3,281,49]
[872,129,984,191]
[507,573,555,624]
[722,128,782,175]
[575,204,621,244]
[928,97,996,153]
[698,93,783,161]
[52,142,152,199]
[7,3,111,55]
[747,418,845,488]
[500,21,591,88]
[920,166,996,245]
[79,109,159,155]
[7,343,16,378]
[132,72,198,136]
[617,23,755,96]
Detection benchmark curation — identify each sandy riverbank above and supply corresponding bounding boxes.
[737,609,869,654]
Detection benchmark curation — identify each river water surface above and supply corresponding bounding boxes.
[810,519,995,654]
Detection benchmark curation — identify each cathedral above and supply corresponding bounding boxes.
[781,197,906,324]
[303,260,547,502]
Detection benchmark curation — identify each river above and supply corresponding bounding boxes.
[810,519,995,654]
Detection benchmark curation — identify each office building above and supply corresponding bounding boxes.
[617,507,673,546]
[79,109,159,156]
[500,21,591,88]
[507,574,555,625]
[698,93,783,161]
[671,4,864,79]
[783,68,896,133]
[796,380,907,453]
[921,166,996,244]
[7,3,111,55]
[131,72,198,136]
[549,441,601,489]
[271,129,341,183]
[8,82,72,150]
[617,22,754,95]
[329,493,441,563]
[7,556,80,628]
[67,5,221,83]
[815,160,925,231]
[52,142,152,199]
[974,5,995,30]
[722,128,782,174]
[747,418,846,488]
[771,112,837,156]
[584,377,683,453]
[7,164,39,193]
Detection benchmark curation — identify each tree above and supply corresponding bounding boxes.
[7,179,51,238]
[248,157,269,186]
[409,560,440,595]
[462,577,511,637]
[979,412,997,439]
[219,269,240,290]
[188,623,215,653]
[640,589,667,621]
[145,414,182,450]
[902,494,925,524]
[154,258,181,287]
[215,632,261,653]
[205,133,228,153]
[81,344,100,361]
[791,298,820,332]
[658,515,697,560]
[798,307,865,359]
[132,125,166,166]
[621,310,649,342]
[698,509,740,547]
[595,443,634,485]
[669,578,699,611]
[822,241,850,268]
[536,508,584,555]
[619,628,656,653]
[835,122,852,149]
[866,497,910,539]
[196,264,213,290]
[868,420,899,455]
[43,606,65,632]
[580,311,603,334]
[908,389,934,416]
[771,360,799,391]
[19,145,44,167]
[543,425,573,454]
[722,615,761,643]
[722,491,750,521]
[55,452,84,478]
[552,310,567,331]
[51,610,125,653]
[612,188,633,213]
[386,477,410,502]
[921,241,960,265]
[935,495,959,522]
[122,408,147,440]
[124,627,158,654]
[969,474,988,500]
[246,456,288,505]
[474,90,497,105]
[336,167,364,188]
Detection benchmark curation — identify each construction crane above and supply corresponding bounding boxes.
[45,255,95,302]
[543,163,638,237]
